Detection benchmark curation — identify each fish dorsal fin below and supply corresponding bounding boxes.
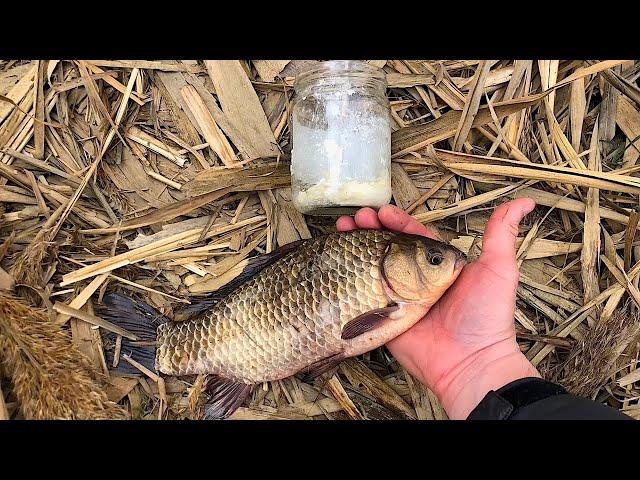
[175,239,308,321]
[341,306,399,340]
[203,375,254,420]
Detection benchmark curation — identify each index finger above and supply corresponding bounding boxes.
[378,204,439,239]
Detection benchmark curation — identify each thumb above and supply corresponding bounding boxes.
[480,198,535,264]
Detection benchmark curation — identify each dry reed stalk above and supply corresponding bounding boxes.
[180,85,237,166]
[52,303,138,340]
[61,215,265,286]
[187,374,208,418]
[126,126,187,167]
[581,121,602,316]
[453,60,496,151]
[325,375,363,420]
[339,358,416,419]
[205,60,278,159]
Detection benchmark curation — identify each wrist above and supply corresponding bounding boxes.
[433,339,541,420]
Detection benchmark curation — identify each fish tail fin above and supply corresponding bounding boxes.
[98,293,169,375]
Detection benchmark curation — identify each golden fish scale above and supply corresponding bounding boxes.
[156,230,393,383]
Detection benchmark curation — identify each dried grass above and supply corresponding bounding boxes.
[2,59,640,419]
[554,303,640,399]
[0,293,127,419]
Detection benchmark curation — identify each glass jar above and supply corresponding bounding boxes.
[290,60,392,215]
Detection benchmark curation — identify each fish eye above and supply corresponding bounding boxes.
[428,250,444,266]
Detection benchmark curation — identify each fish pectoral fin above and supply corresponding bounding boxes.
[341,306,400,340]
[300,352,346,383]
[203,375,254,420]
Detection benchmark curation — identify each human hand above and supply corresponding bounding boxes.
[336,199,541,419]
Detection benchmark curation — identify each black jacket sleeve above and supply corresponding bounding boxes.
[467,377,631,420]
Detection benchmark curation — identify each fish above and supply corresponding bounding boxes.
[99,229,466,419]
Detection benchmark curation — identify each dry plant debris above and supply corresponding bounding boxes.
[0,293,128,419]
[1,59,640,420]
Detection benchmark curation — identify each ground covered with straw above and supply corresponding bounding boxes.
[1,59,640,420]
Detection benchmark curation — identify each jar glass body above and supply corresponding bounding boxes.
[290,61,392,215]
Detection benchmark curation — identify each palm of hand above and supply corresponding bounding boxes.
[336,199,537,417]
[386,256,519,394]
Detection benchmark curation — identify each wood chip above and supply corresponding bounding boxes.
[205,61,278,158]
[181,84,237,166]
[253,60,290,82]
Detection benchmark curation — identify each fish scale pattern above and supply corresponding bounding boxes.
[156,230,393,383]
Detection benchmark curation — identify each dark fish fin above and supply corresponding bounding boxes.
[174,239,308,321]
[173,297,220,322]
[300,352,346,383]
[202,375,254,420]
[98,293,169,375]
[341,306,399,340]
